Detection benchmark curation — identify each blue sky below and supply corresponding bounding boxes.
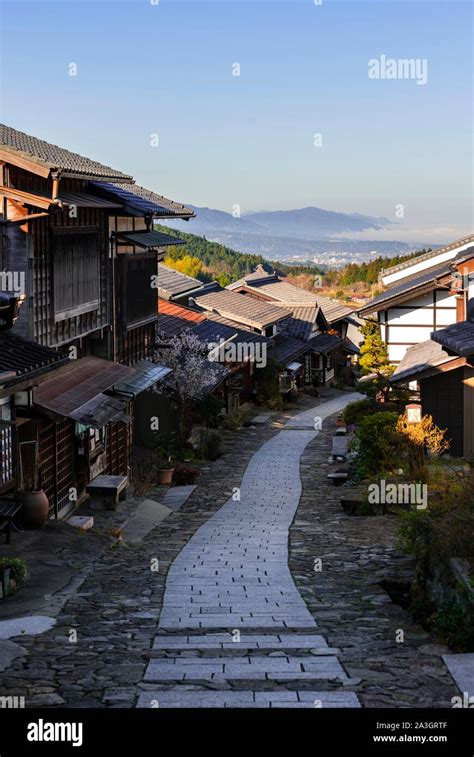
[0,0,472,243]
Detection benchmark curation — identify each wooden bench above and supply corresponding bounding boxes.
[0,501,22,544]
[86,475,128,511]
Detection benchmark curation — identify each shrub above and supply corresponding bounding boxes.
[398,471,474,651]
[342,398,377,426]
[195,394,225,428]
[354,411,403,478]
[396,413,450,473]
[197,429,222,461]
[0,557,28,587]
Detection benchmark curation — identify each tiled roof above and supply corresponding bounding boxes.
[0,331,68,386]
[390,339,455,383]
[358,261,452,316]
[92,182,194,219]
[34,357,134,418]
[194,290,291,329]
[307,332,343,354]
[431,320,474,357]
[228,269,354,324]
[312,294,355,324]
[380,234,474,279]
[112,360,172,396]
[0,124,132,180]
[157,263,203,299]
[279,305,320,340]
[157,298,205,337]
[191,319,238,344]
[200,314,269,345]
[269,334,308,366]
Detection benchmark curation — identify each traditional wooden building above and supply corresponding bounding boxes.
[359,235,474,364]
[226,266,359,384]
[391,247,474,459]
[0,124,193,516]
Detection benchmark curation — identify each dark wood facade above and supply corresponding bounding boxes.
[0,171,158,515]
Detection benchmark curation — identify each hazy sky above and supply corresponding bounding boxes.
[1,0,472,243]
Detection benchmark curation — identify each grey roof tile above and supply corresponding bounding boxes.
[431,320,474,357]
[93,182,194,219]
[0,123,132,180]
[391,339,454,383]
[194,289,291,329]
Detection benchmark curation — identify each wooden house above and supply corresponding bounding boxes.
[0,124,193,516]
[359,235,474,365]
[226,266,359,384]
[391,247,474,459]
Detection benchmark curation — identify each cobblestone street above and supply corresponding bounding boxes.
[0,391,459,708]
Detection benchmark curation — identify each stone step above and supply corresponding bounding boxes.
[143,654,350,682]
[152,633,334,651]
[159,618,317,629]
[136,690,360,708]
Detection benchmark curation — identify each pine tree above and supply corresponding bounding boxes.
[359,319,390,375]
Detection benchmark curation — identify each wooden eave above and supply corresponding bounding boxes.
[0,146,134,183]
[0,147,51,178]
[0,185,53,210]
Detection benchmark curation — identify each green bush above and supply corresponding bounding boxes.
[0,557,28,587]
[195,394,225,428]
[342,398,378,426]
[197,428,222,461]
[398,471,474,651]
[354,411,402,478]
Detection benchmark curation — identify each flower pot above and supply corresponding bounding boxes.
[1,568,11,598]
[157,468,174,486]
[15,489,49,529]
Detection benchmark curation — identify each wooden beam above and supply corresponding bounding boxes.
[0,186,52,209]
[0,148,51,178]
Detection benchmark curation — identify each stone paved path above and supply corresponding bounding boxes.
[139,394,363,708]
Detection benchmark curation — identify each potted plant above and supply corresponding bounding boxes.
[157,456,174,486]
[15,441,49,528]
[0,557,28,598]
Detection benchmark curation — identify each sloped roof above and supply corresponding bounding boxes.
[0,331,68,387]
[390,339,455,383]
[308,332,343,354]
[279,305,320,340]
[431,320,474,357]
[157,298,205,337]
[269,334,308,366]
[199,313,269,346]
[157,263,203,299]
[191,319,237,344]
[93,182,194,219]
[380,234,474,279]
[34,357,134,417]
[228,269,354,324]
[312,294,355,323]
[0,124,132,181]
[194,289,291,329]
[358,261,452,316]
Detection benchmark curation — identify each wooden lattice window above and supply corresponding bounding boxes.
[53,228,100,321]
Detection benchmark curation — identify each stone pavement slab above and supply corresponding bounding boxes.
[160,486,197,512]
[442,654,474,696]
[121,499,172,543]
[136,690,360,708]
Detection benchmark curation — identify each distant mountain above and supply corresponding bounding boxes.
[167,204,392,240]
